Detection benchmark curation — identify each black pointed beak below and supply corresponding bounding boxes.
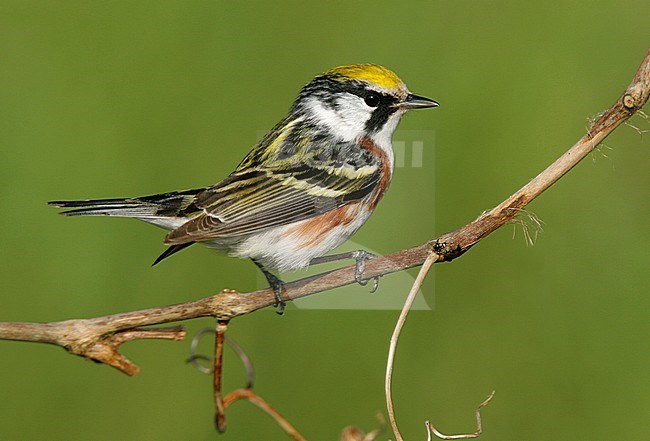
[399,93,439,110]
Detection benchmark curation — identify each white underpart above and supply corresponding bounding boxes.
[224,204,372,271]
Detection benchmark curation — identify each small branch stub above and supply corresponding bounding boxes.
[66,326,186,376]
[426,391,495,440]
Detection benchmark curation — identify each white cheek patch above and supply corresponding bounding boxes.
[305,96,370,142]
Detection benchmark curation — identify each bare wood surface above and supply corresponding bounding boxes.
[0,48,648,376]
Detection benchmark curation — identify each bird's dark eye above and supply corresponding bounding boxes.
[364,92,380,108]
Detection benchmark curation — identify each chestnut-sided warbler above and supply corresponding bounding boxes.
[50,64,438,312]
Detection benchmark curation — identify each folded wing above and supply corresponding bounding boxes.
[164,163,379,245]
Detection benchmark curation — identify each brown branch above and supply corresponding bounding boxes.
[186,323,304,438]
[213,320,229,432]
[0,48,648,376]
[222,388,306,441]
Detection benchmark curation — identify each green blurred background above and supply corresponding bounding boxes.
[1,1,648,440]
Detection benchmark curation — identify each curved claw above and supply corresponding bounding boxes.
[273,290,286,315]
[266,275,286,315]
[252,259,286,315]
[368,277,379,293]
[352,250,380,293]
[267,274,286,315]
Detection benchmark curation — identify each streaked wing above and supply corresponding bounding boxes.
[164,164,379,245]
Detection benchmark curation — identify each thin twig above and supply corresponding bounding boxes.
[222,388,306,441]
[186,328,218,374]
[187,326,286,436]
[386,253,438,441]
[384,254,494,438]
[425,391,495,440]
[213,320,229,432]
[187,329,255,388]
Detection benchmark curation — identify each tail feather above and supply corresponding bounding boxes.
[152,242,196,266]
[48,188,205,219]
[48,198,141,208]
[49,189,205,264]
[49,199,160,218]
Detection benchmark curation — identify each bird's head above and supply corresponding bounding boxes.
[292,64,438,144]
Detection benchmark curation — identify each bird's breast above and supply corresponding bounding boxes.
[358,137,392,209]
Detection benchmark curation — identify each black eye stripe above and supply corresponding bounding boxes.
[326,78,394,105]
[293,75,400,133]
[295,75,399,110]
[347,88,392,105]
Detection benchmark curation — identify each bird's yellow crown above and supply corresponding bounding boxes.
[326,64,406,91]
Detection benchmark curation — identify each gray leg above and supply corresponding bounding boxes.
[310,250,380,293]
[252,259,286,315]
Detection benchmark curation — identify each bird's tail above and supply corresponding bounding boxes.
[49,189,205,265]
[48,188,205,220]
